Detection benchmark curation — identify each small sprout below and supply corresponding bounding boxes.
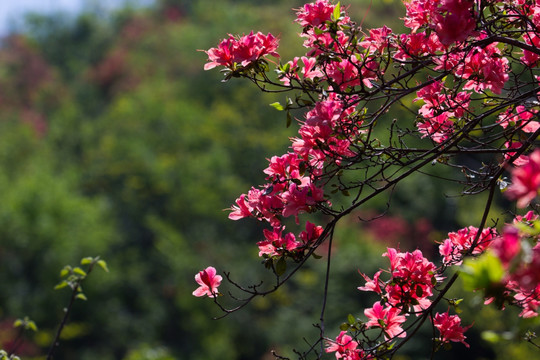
[14,317,38,332]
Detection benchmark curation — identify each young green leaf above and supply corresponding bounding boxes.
[275,257,287,277]
[54,281,69,290]
[270,102,285,111]
[81,257,94,265]
[97,260,109,272]
[73,267,87,277]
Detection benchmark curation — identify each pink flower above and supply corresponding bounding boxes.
[358,270,383,294]
[299,221,324,245]
[503,141,529,167]
[229,194,253,220]
[364,301,407,339]
[433,4,476,46]
[403,0,440,32]
[455,45,509,94]
[417,112,454,143]
[491,226,521,268]
[325,331,362,360]
[204,32,279,70]
[193,267,222,297]
[295,0,339,28]
[506,149,540,208]
[439,226,496,265]
[433,312,471,347]
[521,32,540,66]
[498,106,540,134]
[360,26,393,54]
[382,248,438,311]
[394,32,443,60]
[257,226,301,257]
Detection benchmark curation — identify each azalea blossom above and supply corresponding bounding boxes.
[506,149,540,208]
[325,331,362,360]
[433,312,471,347]
[204,32,279,70]
[193,266,222,297]
[364,301,407,339]
[439,226,496,265]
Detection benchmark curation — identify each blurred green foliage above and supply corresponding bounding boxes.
[0,1,537,359]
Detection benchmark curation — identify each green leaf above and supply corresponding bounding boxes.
[339,323,350,331]
[286,111,293,128]
[313,27,325,35]
[54,281,69,290]
[281,62,291,73]
[332,2,341,21]
[81,257,94,265]
[347,314,355,325]
[76,293,88,301]
[270,102,284,111]
[275,257,287,277]
[481,330,502,343]
[60,266,71,278]
[97,260,109,273]
[461,252,505,291]
[73,267,87,277]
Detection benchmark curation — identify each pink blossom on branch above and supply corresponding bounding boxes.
[433,1,476,46]
[295,0,346,28]
[364,301,407,340]
[506,149,540,208]
[325,331,362,360]
[193,267,222,297]
[433,312,471,348]
[204,32,279,70]
[439,226,496,265]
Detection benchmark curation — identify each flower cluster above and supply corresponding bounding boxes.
[325,331,364,360]
[203,31,279,71]
[486,212,540,318]
[439,226,496,266]
[433,312,471,348]
[198,0,540,357]
[359,248,439,313]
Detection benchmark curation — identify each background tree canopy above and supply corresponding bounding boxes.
[0,1,537,359]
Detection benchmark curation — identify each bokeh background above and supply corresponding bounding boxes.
[0,0,538,359]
